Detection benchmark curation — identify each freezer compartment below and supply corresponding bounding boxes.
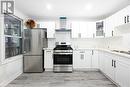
[23,55,43,73]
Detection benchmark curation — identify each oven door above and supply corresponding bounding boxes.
[53,53,72,65]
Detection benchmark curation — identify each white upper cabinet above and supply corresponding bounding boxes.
[114,7,127,27]
[95,20,105,38]
[71,21,96,38]
[87,22,96,38]
[38,22,55,38]
[104,5,130,37]
[71,21,80,38]
[127,5,130,16]
[104,15,115,37]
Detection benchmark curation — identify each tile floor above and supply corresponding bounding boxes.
[6,71,117,87]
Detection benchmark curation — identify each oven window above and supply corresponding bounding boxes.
[53,54,72,64]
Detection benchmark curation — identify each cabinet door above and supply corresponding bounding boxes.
[71,22,80,38]
[104,15,115,37]
[80,22,88,38]
[115,7,128,27]
[39,22,55,38]
[98,51,106,73]
[91,50,99,68]
[87,22,96,38]
[105,53,115,81]
[71,22,96,38]
[85,50,92,68]
[127,5,130,18]
[115,60,130,87]
[73,50,80,68]
[44,50,53,69]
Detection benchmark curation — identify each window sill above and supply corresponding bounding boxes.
[1,54,23,65]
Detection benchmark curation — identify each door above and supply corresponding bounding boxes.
[30,29,43,55]
[23,55,43,72]
[53,54,72,65]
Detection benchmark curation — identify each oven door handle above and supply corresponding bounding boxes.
[53,53,73,55]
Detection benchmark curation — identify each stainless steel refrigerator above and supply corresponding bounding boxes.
[23,28,47,73]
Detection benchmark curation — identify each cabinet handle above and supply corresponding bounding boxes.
[80,54,84,60]
[112,31,114,36]
[112,60,114,67]
[114,60,116,68]
[80,51,85,53]
[127,15,129,23]
[124,16,127,23]
[92,50,94,55]
[46,51,51,52]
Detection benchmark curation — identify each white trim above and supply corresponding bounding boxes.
[45,68,99,71]
[45,68,53,71]
[0,71,22,87]
[73,68,99,71]
[1,55,23,65]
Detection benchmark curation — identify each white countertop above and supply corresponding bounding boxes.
[43,47,130,59]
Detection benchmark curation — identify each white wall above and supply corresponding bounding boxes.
[0,5,28,86]
[71,38,103,49]
[103,34,130,51]
[47,34,130,52]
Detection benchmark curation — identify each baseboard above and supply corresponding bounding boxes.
[99,70,120,87]
[45,68,53,71]
[0,71,22,87]
[73,68,99,71]
[45,68,99,72]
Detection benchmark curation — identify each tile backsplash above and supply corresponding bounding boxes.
[48,33,130,51]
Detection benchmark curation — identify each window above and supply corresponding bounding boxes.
[4,14,22,58]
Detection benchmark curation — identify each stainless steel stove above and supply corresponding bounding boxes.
[53,42,73,72]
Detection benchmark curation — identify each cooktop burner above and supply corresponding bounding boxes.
[53,45,73,50]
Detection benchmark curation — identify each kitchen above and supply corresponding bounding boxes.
[0,0,130,87]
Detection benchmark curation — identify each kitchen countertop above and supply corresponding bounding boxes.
[75,48,130,59]
[43,47,130,59]
[43,48,54,50]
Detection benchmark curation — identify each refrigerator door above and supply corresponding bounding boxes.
[23,29,31,53]
[23,28,47,55]
[23,55,43,72]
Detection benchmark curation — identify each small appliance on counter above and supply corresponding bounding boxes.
[23,28,48,73]
[53,42,73,73]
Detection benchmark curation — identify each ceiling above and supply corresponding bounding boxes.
[15,0,130,21]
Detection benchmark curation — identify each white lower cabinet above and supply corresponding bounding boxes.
[44,50,53,70]
[115,58,130,87]
[99,51,130,87]
[73,50,99,69]
[91,50,99,68]
[98,51,107,73]
[73,50,92,69]
[105,53,116,81]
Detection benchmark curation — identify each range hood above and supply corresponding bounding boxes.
[60,17,67,29]
[55,17,71,32]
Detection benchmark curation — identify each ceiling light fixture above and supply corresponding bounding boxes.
[46,4,52,10]
[85,3,93,11]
